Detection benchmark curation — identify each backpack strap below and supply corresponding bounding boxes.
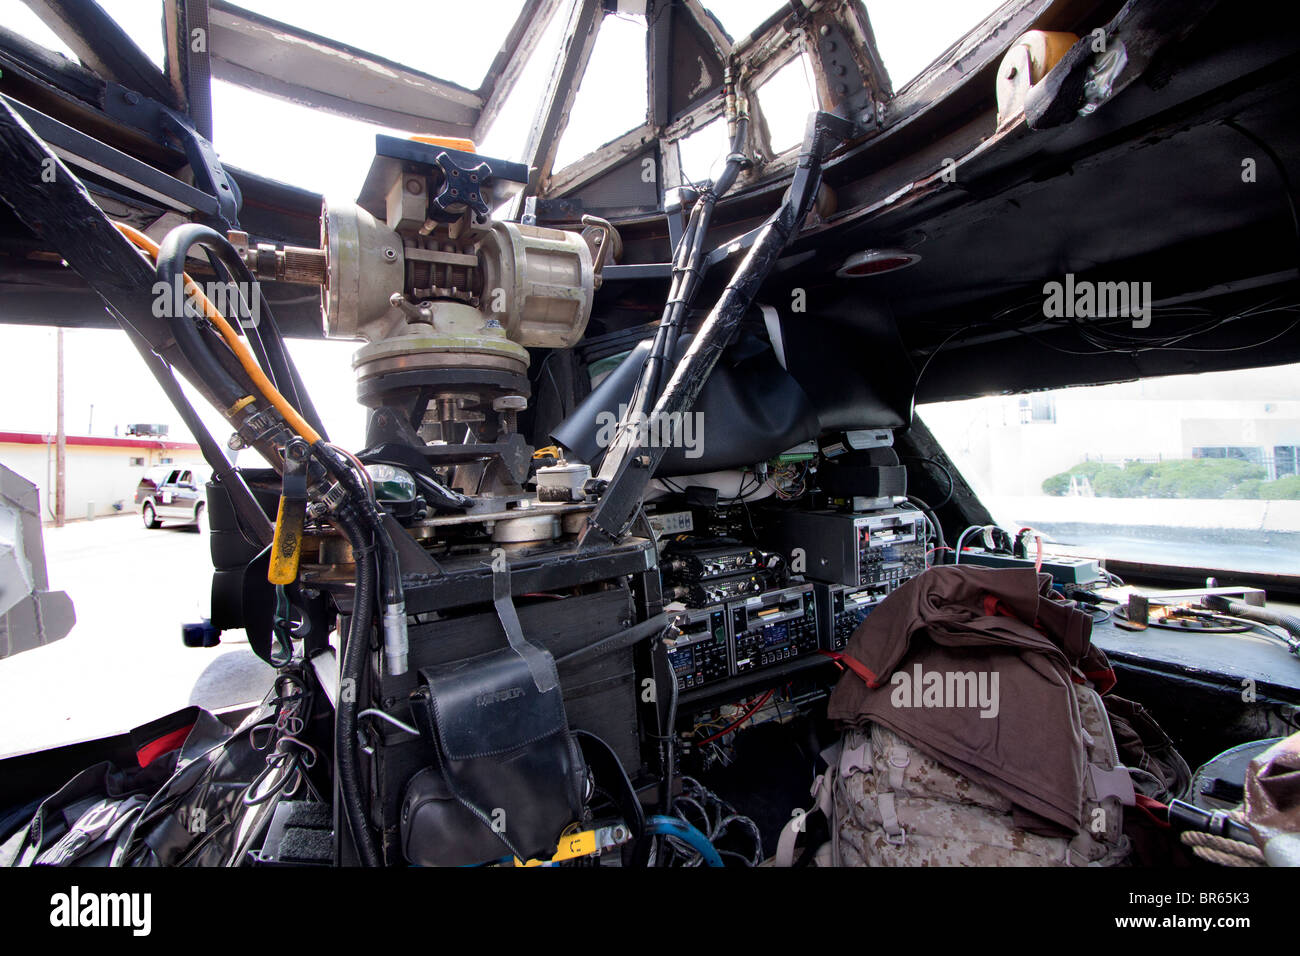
[878,791,906,845]
[875,744,911,845]
[774,739,843,866]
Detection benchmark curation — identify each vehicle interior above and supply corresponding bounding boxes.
[0,0,1297,870]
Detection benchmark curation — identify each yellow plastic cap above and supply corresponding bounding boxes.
[410,135,478,153]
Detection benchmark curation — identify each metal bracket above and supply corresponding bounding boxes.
[662,185,698,254]
[1079,40,1129,116]
[808,17,878,129]
[161,107,241,227]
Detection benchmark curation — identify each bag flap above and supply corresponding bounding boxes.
[420,647,566,760]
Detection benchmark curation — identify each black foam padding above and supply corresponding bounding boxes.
[818,460,907,499]
[282,802,331,828]
[278,828,333,863]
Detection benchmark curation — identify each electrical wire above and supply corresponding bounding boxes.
[698,689,775,745]
[902,494,946,557]
[768,460,809,499]
[652,777,762,867]
[903,456,955,509]
[909,323,975,418]
[953,525,989,564]
[911,290,1300,386]
[646,815,725,867]
[1224,120,1300,269]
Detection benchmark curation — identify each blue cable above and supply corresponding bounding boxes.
[646,814,725,867]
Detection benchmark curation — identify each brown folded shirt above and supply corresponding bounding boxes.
[827,565,1108,831]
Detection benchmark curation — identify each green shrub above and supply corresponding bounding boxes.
[1267,476,1300,499]
[1227,479,1265,499]
[1041,473,1071,496]
[1230,475,1300,500]
[1067,461,1119,481]
[1145,459,1264,499]
[1041,458,1269,499]
[1093,468,1147,497]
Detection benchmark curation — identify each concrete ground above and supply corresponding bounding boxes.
[0,512,275,758]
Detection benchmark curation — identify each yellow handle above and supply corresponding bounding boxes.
[268,495,305,585]
[512,828,599,867]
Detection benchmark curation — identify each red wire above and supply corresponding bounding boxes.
[698,689,775,745]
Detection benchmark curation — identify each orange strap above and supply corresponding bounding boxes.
[818,650,881,688]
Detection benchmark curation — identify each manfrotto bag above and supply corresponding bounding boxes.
[404,646,589,867]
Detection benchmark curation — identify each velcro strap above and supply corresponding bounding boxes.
[878,791,906,845]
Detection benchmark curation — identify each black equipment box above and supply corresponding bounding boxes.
[729,583,819,676]
[667,569,774,607]
[662,540,764,581]
[665,605,731,692]
[760,507,926,588]
[816,582,889,651]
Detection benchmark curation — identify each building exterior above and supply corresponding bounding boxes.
[923,365,1300,499]
[0,431,201,522]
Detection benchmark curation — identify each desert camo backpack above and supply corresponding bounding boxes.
[775,683,1135,866]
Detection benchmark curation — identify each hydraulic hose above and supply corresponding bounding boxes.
[198,247,298,406]
[112,227,396,859]
[151,239,249,410]
[314,442,408,675]
[334,507,382,866]
[115,222,322,443]
[171,225,330,440]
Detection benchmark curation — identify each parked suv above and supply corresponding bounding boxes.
[135,466,206,529]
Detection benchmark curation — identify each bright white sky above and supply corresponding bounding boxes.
[0,0,1003,453]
